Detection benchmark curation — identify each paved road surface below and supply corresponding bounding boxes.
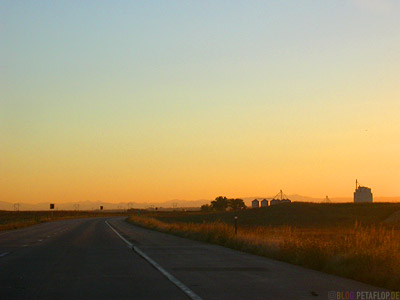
[0,217,384,300]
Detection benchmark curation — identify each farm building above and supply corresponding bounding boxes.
[270,199,281,206]
[261,199,269,207]
[281,199,292,204]
[252,199,260,208]
[354,180,373,203]
[270,190,292,205]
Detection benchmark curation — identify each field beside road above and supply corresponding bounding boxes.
[0,210,129,231]
[128,202,400,290]
[147,202,400,228]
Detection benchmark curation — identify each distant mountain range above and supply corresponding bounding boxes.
[0,199,211,211]
[1,195,400,211]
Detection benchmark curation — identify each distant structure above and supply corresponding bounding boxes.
[324,195,331,203]
[261,199,269,207]
[270,199,281,206]
[252,199,260,208]
[271,190,292,205]
[354,180,373,203]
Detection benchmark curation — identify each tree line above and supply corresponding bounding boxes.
[201,196,246,212]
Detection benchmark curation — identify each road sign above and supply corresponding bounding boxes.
[100,206,103,210]
[50,203,55,210]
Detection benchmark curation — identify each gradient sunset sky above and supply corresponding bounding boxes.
[1,1,400,204]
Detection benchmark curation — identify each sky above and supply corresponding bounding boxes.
[1,1,400,204]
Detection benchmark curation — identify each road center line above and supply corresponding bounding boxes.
[105,220,203,300]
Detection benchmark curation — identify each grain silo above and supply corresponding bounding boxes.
[252,199,260,208]
[354,180,373,203]
[270,199,281,206]
[281,199,292,204]
[270,190,291,205]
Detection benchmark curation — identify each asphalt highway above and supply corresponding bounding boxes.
[0,217,385,300]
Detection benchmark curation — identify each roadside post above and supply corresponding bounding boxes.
[234,216,238,235]
[50,203,55,219]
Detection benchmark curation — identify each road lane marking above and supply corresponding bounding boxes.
[105,221,133,248]
[105,220,203,300]
[132,246,203,300]
[0,252,9,257]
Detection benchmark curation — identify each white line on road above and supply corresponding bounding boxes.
[0,252,9,257]
[105,220,203,300]
[105,221,133,248]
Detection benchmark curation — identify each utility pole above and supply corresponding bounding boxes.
[234,216,238,235]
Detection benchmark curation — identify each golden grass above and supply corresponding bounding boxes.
[128,216,400,290]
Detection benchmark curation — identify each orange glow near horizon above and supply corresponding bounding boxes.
[1,1,400,204]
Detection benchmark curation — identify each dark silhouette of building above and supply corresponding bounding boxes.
[270,199,281,206]
[354,180,373,203]
[252,199,260,208]
[261,199,269,207]
[270,190,291,205]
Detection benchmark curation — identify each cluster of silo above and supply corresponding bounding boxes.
[251,195,291,208]
[252,199,269,208]
[270,190,292,206]
[251,190,292,208]
[270,198,291,205]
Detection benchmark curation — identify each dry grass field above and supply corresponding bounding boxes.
[0,210,128,231]
[128,203,400,290]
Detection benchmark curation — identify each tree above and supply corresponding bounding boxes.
[211,196,229,211]
[200,204,212,212]
[228,198,246,211]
